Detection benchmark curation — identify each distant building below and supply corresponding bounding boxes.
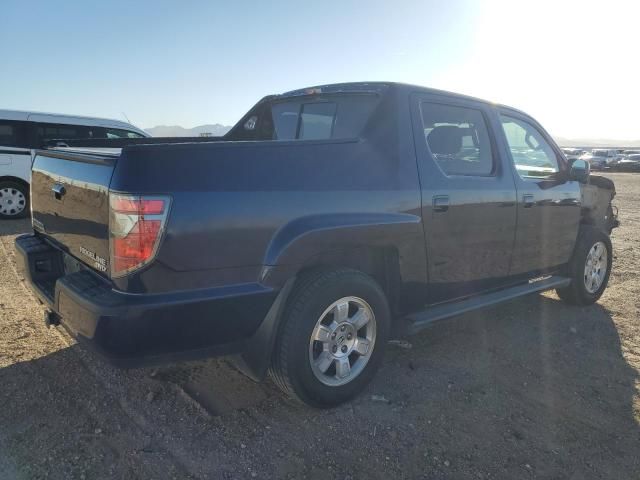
[199,132,213,137]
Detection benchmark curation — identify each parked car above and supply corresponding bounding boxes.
[561,148,584,163]
[579,149,618,170]
[616,153,640,171]
[622,150,640,158]
[15,82,618,407]
[0,110,149,219]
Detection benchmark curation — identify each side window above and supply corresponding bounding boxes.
[500,115,560,179]
[0,122,18,147]
[36,123,91,145]
[104,128,144,139]
[0,121,29,148]
[421,102,495,176]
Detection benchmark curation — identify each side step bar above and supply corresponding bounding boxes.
[406,276,571,335]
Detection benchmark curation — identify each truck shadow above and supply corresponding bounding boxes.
[0,217,31,237]
[374,293,640,477]
[1,293,637,478]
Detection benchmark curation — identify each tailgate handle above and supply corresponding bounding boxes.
[52,183,66,200]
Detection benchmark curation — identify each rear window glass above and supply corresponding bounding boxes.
[299,102,337,139]
[271,103,299,140]
[268,94,378,140]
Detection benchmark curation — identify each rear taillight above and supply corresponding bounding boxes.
[109,194,171,277]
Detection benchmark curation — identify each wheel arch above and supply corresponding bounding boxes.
[236,213,424,381]
[0,176,30,189]
[262,212,423,312]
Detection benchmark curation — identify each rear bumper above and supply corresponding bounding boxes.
[15,234,277,367]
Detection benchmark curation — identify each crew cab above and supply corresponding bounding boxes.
[15,83,618,407]
[0,110,148,219]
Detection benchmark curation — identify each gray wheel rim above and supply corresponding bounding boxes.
[308,296,377,387]
[0,187,26,216]
[584,241,608,294]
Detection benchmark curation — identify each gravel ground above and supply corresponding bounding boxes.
[0,173,638,480]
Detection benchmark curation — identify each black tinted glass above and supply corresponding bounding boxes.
[0,123,17,146]
[36,123,91,143]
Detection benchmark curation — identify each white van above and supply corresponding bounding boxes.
[0,110,149,219]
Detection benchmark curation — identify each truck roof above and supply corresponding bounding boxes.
[279,81,529,117]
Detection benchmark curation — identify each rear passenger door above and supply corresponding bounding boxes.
[497,110,581,275]
[411,94,518,304]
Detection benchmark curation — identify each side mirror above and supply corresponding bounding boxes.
[570,159,590,183]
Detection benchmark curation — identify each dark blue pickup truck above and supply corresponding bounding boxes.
[16,82,618,407]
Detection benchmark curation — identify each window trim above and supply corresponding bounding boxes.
[419,100,499,178]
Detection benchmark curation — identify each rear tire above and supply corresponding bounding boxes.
[269,268,390,408]
[0,180,29,219]
[556,226,612,305]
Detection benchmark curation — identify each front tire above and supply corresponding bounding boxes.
[0,180,29,219]
[270,269,390,407]
[556,226,612,305]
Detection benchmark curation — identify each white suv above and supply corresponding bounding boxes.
[0,110,149,219]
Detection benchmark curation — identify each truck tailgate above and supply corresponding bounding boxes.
[31,150,116,275]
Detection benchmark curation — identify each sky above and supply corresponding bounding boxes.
[1,0,638,140]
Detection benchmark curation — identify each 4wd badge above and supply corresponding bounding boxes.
[79,246,108,272]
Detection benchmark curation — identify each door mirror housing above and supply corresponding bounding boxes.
[570,159,590,183]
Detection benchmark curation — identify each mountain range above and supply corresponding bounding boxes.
[553,136,640,148]
[144,124,231,137]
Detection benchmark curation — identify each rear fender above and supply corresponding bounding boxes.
[234,213,425,380]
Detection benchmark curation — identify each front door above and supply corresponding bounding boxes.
[411,95,518,304]
[497,111,581,276]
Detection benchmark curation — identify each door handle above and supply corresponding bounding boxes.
[52,183,66,200]
[432,195,450,213]
[522,194,535,208]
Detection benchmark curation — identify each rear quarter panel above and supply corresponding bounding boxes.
[109,125,426,299]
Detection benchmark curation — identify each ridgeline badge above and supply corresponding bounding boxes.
[79,246,108,272]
